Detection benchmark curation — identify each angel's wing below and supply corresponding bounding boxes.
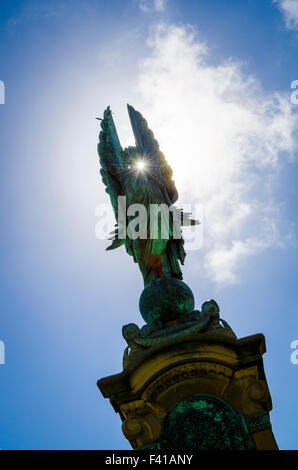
[98,106,130,250]
[98,106,128,217]
[127,105,199,226]
[98,105,199,252]
[127,104,178,204]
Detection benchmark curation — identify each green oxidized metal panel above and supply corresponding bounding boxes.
[158,394,254,451]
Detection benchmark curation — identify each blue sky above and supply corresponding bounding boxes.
[0,0,298,450]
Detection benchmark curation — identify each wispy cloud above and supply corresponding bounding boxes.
[135,24,298,285]
[274,0,298,30]
[139,0,167,13]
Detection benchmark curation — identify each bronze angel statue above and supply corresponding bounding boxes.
[97,104,232,350]
[97,104,197,287]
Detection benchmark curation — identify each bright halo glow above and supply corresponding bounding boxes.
[136,160,146,171]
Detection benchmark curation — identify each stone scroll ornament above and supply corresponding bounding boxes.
[97,105,235,359]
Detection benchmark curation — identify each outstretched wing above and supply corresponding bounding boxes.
[98,105,198,253]
[98,106,128,250]
[127,104,178,204]
[98,106,128,216]
[127,104,198,227]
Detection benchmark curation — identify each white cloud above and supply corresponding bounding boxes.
[274,0,298,30]
[134,24,298,284]
[204,240,264,285]
[139,0,167,13]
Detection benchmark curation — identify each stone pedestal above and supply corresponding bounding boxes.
[97,330,278,450]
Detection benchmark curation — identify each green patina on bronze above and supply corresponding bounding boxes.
[138,394,255,451]
[97,106,231,341]
[139,277,195,326]
[98,105,197,287]
[97,104,201,328]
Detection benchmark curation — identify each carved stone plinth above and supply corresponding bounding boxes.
[97,331,278,450]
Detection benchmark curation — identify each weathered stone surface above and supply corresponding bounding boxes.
[97,332,278,450]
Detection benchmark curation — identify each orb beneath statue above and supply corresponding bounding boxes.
[139,277,195,327]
